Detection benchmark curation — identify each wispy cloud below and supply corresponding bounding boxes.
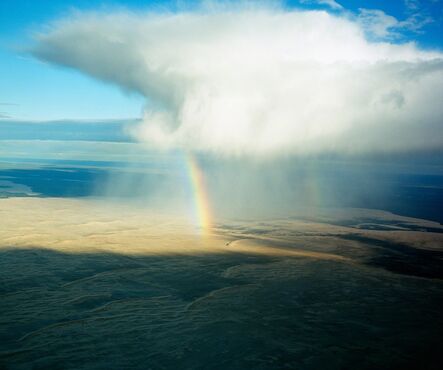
[404,0,421,12]
[300,0,343,10]
[358,8,434,40]
[0,103,18,119]
[400,12,434,33]
[31,4,443,156]
[358,9,399,39]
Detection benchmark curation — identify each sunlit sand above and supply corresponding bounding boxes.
[2,197,442,258]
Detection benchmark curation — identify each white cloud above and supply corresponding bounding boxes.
[32,6,443,156]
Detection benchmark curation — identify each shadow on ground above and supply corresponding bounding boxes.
[1,247,442,370]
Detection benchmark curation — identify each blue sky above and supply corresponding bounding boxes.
[0,0,442,121]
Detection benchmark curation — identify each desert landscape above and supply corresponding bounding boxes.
[1,197,442,369]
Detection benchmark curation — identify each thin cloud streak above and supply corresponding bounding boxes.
[300,0,343,10]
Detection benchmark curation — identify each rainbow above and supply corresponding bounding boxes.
[185,153,212,234]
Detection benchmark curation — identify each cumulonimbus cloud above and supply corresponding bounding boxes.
[32,4,443,156]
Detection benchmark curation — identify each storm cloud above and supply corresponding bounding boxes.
[32,4,443,156]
